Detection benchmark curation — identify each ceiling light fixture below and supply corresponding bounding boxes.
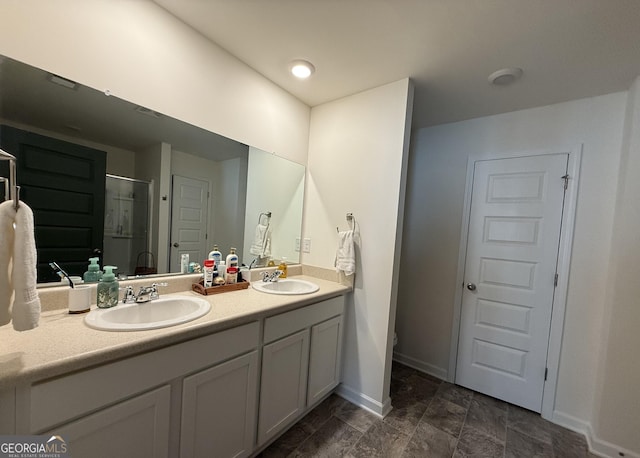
[488,67,523,86]
[290,60,315,79]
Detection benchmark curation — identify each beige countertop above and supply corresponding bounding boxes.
[0,274,350,390]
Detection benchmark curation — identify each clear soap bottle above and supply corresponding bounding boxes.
[97,266,119,308]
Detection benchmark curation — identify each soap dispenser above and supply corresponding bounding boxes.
[83,257,103,283]
[278,257,288,278]
[97,266,119,308]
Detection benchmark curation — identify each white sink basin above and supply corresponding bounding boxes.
[85,295,211,331]
[252,279,319,295]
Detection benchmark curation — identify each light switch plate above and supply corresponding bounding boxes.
[302,238,311,253]
[295,238,301,252]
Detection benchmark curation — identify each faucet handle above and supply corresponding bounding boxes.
[150,282,168,299]
[122,285,135,303]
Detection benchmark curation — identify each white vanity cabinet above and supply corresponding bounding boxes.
[19,321,260,458]
[5,290,348,457]
[258,296,345,446]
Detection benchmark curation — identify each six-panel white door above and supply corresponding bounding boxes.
[170,175,209,272]
[456,154,568,412]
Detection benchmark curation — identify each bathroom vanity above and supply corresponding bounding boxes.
[0,275,349,457]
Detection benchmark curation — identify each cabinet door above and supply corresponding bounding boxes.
[308,315,344,406]
[180,351,259,458]
[258,329,310,446]
[46,385,170,458]
[0,388,15,434]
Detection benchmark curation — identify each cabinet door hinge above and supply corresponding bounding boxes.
[544,367,548,381]
[554,273,558,287]
[562,174,569,190]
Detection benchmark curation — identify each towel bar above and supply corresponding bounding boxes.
[0,148,20,210]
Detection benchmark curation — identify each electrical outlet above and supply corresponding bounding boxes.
[295,238,301,252]
[303,238,311,253]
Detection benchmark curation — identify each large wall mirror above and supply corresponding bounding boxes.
[0,55,305,284]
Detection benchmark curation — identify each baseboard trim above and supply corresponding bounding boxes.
[335,383,391,418]
[393,352,448,381]
[552,411,639,458]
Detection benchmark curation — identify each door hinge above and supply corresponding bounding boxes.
[544,367,548,381]
[554,273,558,287]
[561,174,569,190]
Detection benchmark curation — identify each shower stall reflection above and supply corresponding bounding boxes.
[103,174,152,276]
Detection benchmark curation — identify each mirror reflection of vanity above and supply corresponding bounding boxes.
[0,55,305,283]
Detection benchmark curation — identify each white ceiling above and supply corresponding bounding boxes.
[153,0,640,129]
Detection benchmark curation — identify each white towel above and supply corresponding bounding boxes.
[0,200,14,326]
[0,200,41,331]
[336,230,356,276]
[249,223,272,257]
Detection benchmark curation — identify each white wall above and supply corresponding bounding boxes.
[303,79,414,415]
[136,142,171,272]
[214,157,248,261]
[243,147,305,265]
[396,93,627,426]
[0,0,310,165]
[591,77,640,457]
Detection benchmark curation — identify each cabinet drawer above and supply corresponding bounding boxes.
[264,296,345,344]
[29,321,260,432]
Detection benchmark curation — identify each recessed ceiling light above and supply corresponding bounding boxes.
[290,60,315,79]
[488,67,523,86]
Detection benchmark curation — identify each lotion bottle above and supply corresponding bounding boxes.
[226,247,239,269]
[208,245,222,264]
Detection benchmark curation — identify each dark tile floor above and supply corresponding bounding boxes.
[259,362,596,457]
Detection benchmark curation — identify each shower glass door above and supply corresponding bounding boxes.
[103,174,151,276]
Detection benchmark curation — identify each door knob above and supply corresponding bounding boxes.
[173,243,180,248]
[466,283,477,291]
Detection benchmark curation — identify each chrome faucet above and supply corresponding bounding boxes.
[122,282,167,303]
[262,270,283,282]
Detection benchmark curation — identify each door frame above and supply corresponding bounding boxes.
[168,174,210,272]
[448,145,582,419]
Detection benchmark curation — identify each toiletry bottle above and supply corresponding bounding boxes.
[278,256,288,278]
[97,266,119,308]
[225,266,238,284]
[180,253,189,273]
[83,257,103,283]
[203,260,215,288]
[226,247,239,269]
[208,245,222,265]
[218,261,226,280]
